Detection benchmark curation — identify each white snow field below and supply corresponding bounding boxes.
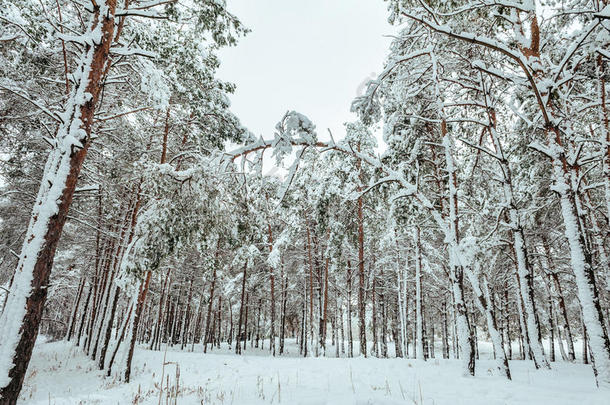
[20,339,609,405]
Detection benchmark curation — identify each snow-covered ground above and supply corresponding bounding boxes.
[20,338,609,404]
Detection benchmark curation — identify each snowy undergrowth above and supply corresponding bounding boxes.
[21,339,608,405]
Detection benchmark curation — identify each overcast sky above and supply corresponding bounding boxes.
[217,0,395,144]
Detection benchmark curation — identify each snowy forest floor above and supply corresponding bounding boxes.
[20,338,609,405]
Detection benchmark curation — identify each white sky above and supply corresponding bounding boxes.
[217,0,395,144]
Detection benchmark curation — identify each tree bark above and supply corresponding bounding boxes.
[124,270,152,382]
[414,227,425,361]
[267,223,276,355]
[203,262,217,353]
[347,260,354,358]
[0,3,117,401]
[66,276,85,342]
[236,262,248,355]
[357,148,367,357]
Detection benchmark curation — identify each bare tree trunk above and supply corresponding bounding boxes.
[357,151,367,357]
[203,261,218,353]
[236,262,248,355]
[305,226,316,355]
[514,272,531,360]
[466,271,511,379]
[347,260,354,358]
[339,299,346,356]
[484,107,549,369]
[280,270,288,355]
[124,271,152,382]
[442,299,449,359]
[191,295,204,351]
[180,278,194,350]
[549,297,556,362]
[441,119,475,376]
[106,304,133,377]
[66,276,85,342]
[392,299,403,358]
[371,266,378,357]
[321,255,329,355]
[151,268,171,351]
[98,285,121,370]
[504,289,512,360]
[380,267,387,358]
[267,223,276,355]
[583,318,589,365]
[414,227,425,361]
[547,257,576,362]
[216,296,222,349]
[123,102,174,381]
[255,298,261,348]
[76,282,93,346]
[301,285,307,357]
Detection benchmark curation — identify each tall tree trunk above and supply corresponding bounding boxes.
[203,264,217,352]
[466,271,511,379]
[305,226,316,355]
[267,223,276,355]
[0,3,118,401]
[321,255,330,355]
[544,241,576,362]
[151,268,171,351]
[98,285,121,370]
[340,299,346,355]
[123,100,173,381]
[357,151,367,357]
[280,270,288,355]
[549,296,556,362]
[124,271,152,382]
[347,260,354,358]
[380,267,388,358]
[583,318,590,365]
[106,304,133,377]
[236,262,248,355]
[371,265,378,357]
[487,108,549,369]
[190,295,203,351]
[442,299,449,359]
[441,119,475,376]
[414,227,425,361]
[66,276,85,342]
[180,278,194,350]
[76,282,93,347]
[553,162,610,385]
[392,299,403,358]
[504,289,512,360]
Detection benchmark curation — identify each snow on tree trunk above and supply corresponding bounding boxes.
[357,151,367,358]
[124,270,152,383]
[443,155,471,367]
[554,162,610,387]
[203,264,217,353]
[414,227,425,361]
[511,226,548,369]
[0,3,116,402]
[267,223,276,356]
[486,104,549,370]
[442,124,475,377]
[466,269,511,379]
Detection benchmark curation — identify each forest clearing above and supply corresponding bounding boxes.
[19,339,607,404]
